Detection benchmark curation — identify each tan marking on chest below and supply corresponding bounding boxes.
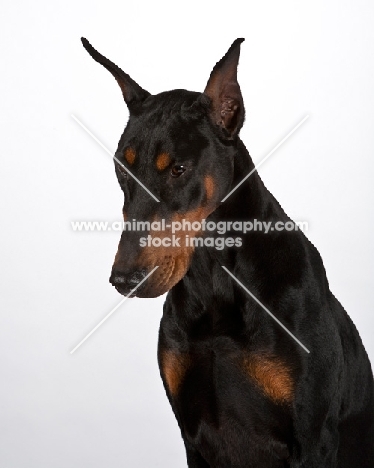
[124,147,136,165]
[161,350,190,396]
[156,152,171,171]
[243,354,295,403]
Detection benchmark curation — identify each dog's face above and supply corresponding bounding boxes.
[82,39,245,297]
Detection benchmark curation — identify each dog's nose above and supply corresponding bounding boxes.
[109,269,147,295]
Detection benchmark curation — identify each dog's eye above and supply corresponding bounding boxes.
[171,165,186,178]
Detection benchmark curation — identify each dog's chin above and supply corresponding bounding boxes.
[113,282,171,299]
[113,256,192,299]
[114,273,186,298]
[113,285,138,298]
[134,287,169,298]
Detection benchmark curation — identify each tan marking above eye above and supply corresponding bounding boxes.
[161,350,190,396]
[124,147,136,165]
[204,175,215,202]
[243,354,295,404]
[156,152,171,171]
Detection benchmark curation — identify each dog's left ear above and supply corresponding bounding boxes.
[204,38,245,139]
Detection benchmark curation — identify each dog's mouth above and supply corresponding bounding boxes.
[113,285,140,298]
[141,252,193,298]
[111,215,208,298]
[111,252,193,299]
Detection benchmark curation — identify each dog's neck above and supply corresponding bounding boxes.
[218,138,288,222]
[169,137,330,334]
[169,139,296,316]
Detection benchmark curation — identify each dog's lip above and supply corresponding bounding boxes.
[110,260,182,299]
[113,284,142,298]
[112,282,171,299]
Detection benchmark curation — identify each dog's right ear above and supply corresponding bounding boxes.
[81,38,150,112]
[204,38,245,139]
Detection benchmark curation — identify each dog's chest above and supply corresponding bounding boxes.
[160,342,294,402]
[159,340,293,464]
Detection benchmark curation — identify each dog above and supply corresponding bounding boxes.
[81,38,374,467]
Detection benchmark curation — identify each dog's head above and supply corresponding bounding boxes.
[81,38,245,297]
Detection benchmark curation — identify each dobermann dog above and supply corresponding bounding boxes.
[81,38,374,467]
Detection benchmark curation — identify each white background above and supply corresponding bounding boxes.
[1,1,373,466]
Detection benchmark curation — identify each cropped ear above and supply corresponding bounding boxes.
[81,38,150,112]
[204,38,245,139]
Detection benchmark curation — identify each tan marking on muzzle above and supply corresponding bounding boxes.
[137,206,209,296]
[120,178,219,297]
[243,353,295,404]
[156,152,171,171]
